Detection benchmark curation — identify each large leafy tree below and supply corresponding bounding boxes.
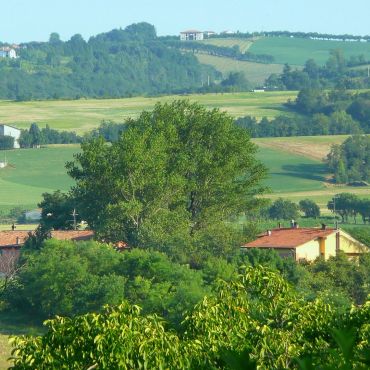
[67,101,266,254]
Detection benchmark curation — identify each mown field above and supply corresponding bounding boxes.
[195,54,284,85]
[0,146,78,211]
[249,36,370,66]
[0,135,368,215]
[0,92,297,133]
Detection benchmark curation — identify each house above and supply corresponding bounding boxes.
[0,47,17,59]
[180,30,204,41]
[0,230,95,274]
[0,124,21,149]
[241,225,368,262]
[204,31,216,38]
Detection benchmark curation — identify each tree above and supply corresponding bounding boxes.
[0,135,14,150]
[299,199,321,218]
[38,190,80,230]
[9,240,126,318]
[268,198,299,220]
[67,101,267,255]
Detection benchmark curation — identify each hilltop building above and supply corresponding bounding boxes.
[0,47,17,59]
[180,30,204,41]
[0,124,21,148]
[242,225,368,262]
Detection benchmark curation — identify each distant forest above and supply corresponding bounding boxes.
[0,23,219,100]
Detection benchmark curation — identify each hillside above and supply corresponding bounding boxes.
[195,54,284,85]
[249,36,370,65]
[0,92,297,133]
[0,23,216,100]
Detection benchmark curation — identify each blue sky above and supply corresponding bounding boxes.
[2,0,370,43]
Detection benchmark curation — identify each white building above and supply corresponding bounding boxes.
[204,31,216,38]
[180,30,204,41]
[0,124,21,148]
[0,47,17,59]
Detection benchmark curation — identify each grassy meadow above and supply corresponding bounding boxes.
[195,54,284,84]
[249,36,370,65]
[0,146,78,210]
[0,135,368,215]
[0,92,297,133]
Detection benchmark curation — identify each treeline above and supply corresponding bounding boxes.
[266,51,370,90]
[236,112,362,137]
[166,40,275,63]
[0,23,218,100]
[327,193,370,223]
[327,135,370,184]
[210,30,370,42]
[236,88,370,137]
[19,123,81,148]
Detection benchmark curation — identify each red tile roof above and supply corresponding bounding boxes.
[243,228,336,249]
[0,230,94,248]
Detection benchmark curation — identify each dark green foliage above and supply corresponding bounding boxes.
[327,136,370,183]
[19,123,81,148]
[67,101,267,257]
[299,199,321,218]
[10,240,126,317]
[38,190,80,230]
[0,135,14,150]
[220,72,251,91]
[268,198,300,220]
[0,23,216,100]
[9,266,370,369]
[265,50,370,91]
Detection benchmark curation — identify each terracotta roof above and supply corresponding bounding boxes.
[243,228,336,249]
[0,231,30,247]
[0,230,94,248]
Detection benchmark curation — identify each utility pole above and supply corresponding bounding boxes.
[71,209,78,230]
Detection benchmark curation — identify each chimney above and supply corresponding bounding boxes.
[278,222,282,229]
[321,223,327,230]
[16,237,20,245]
[267,230,272,236]
[290,220,295,228]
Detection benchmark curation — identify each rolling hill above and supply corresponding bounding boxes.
[0,92,297,133]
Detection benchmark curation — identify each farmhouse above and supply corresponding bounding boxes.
[180,30,204,41]
[242,226,368,262]
[0,124,21,148]
[0,230,95,274]
[0,47,17,59]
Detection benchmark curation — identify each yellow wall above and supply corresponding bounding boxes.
[338,231,368,255]
[296,240,320,262]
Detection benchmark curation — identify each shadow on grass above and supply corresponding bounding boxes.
[0,309,44,336]
[278,163,328,182]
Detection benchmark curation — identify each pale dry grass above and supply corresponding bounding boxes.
[254,136,350,161]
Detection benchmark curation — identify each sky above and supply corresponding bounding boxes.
[1,0,370,43]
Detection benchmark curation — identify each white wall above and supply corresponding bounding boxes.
[0,125,21,148]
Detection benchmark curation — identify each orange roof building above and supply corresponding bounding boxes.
[0,230,95,274]
[242,226,368,262]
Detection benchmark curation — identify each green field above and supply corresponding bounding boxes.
[200,38,254,53]
[0,137,368,213]
[196,54,284,84]
[0,146,78,210]
[0,92,297,133]
[249,36,370,66]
